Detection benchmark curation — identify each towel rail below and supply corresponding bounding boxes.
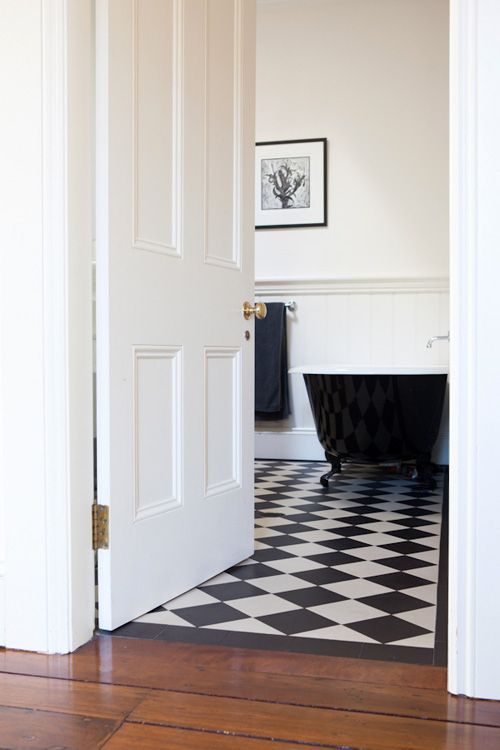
[285,301,297,312]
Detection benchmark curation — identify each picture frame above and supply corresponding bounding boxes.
[255,137,327,229]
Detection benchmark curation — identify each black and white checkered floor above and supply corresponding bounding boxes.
[123,460,447,664]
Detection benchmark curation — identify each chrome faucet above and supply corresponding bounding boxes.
[427,331,450,348]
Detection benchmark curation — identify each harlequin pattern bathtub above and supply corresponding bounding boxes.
[289,366,447,487]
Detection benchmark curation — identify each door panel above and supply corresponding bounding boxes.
[96,0,256,630]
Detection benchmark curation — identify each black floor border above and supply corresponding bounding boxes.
[98,622,434,664]
[433,468,449,666]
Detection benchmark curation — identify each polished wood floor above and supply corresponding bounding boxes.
[0,635,499,749]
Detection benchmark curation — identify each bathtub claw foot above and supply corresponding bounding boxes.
[321,453,342,487]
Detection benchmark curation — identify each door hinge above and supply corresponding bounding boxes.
[92,504,109,550]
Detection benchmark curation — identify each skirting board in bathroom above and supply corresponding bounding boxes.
[255,427,450,465]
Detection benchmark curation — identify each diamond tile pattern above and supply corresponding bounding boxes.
[135,461,443,648]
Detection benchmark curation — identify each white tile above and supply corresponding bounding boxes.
[346,546,400,562]
[310,599,384,625]
[254,541,271,550]
[359,521,406,533]
[304,519,350,530]
[410,549,440,565]
[255,516,292,528]
[309,509,355,519]
[202,572,240,587]
[203,618,282,635]
[229,594,300,618]
[408,584,438,605]
[135,610,194,627]
[296,624,378,643]
[249,574,315,594]
[388,632,435,648]
[262,556,325,574]
[164,588,219,610]
[254,527,282,539]
[279,542,339,557]
[334,560,391,578]
[396,606,437,632]
[409,565,439,583]
[291,530,342,543]
[323,579,392,599]
[420,524,441,536]
[367,511,408,521]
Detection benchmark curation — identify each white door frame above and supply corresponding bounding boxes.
[1,0,500,700]
[0,0,94,653]
[448,0,500,700]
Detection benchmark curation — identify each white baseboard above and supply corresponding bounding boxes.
[255,427,450,465]
[255,428,325,461]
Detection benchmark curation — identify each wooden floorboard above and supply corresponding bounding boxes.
[102,723,321,749]
[1,636,499,750]
[0,672,146,720]
[0,704,118,750]
[0,635,447,689]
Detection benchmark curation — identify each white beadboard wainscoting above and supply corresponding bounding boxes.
[255,277,450,465]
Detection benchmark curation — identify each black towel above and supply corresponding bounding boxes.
[255,302,290,420]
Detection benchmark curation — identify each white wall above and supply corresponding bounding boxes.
[255,0,449,461]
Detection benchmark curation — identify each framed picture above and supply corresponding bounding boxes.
[255,138,327,229]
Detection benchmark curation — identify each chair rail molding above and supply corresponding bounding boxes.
[255,276,450,296]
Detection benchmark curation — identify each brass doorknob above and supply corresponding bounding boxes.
[242,301,267,320]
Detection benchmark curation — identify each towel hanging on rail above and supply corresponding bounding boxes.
[255,302,290,421]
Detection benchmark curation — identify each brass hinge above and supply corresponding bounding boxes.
[92,504,109,550]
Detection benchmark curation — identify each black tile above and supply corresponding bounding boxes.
[174,602,248,627]
[255,502,284,511]
[334,515,377,526]
[292,503,336,512]
[260,609,335,635]
[393,507,435,518]
[285,512,327,522]
[348,615,431,644]
[392,517,435,528]
[344,505,384,515]
[328,526,371,538]
[274,523,316,535]
[279,586,347,608]
[227,563,281,579]
[385,528,435,541]
[366,571,433,591]
[381,540,434,555]
[251,547,293,563]
[308,551,361,567]
[259,535,306,549]
[358,591,431,615]
[295,568,356,585]
[199,581,264,601]
[316,538,370,551]
[374,555,433,572]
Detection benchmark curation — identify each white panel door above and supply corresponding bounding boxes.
[96,0,256,630]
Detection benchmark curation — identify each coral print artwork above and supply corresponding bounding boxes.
[261,156,310,210]
[255,138,327,229]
